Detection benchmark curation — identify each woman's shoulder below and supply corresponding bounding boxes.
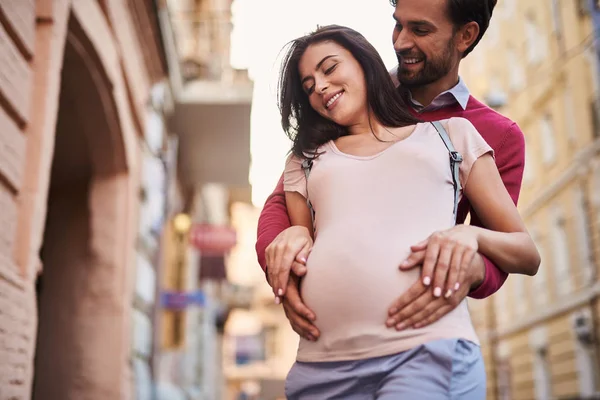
[433,117,476,131]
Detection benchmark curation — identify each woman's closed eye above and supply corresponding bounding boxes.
[324,64,337,75]
[303,64,337,95]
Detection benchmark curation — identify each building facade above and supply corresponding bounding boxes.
[153,0,255,398]
[462,0,600,399]
[0,0,171,398]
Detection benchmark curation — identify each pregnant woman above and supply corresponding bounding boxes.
[278,25,540,399]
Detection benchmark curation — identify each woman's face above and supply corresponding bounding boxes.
[298,41,369,128]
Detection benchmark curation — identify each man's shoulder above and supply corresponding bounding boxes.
[466,96,516,126]
[464,96,523,145]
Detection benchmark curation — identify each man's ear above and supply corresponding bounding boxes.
[455,21,480,55]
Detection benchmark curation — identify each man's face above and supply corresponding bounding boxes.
[392,0,459,88]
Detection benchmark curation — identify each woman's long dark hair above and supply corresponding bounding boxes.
[278,25,420,159]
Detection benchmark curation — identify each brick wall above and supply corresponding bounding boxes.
[0,1,36,399]
[0,0,165,397]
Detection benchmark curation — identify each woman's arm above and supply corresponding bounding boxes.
[284,191,314,235]
[465,154,540,276]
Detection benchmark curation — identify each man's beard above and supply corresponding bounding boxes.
[396,41,454,88]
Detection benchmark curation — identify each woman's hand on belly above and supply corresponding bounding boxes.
[266,226,313,301]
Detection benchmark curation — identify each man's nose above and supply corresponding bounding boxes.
[393,29,414,53]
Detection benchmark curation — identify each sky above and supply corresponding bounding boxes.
[229,0,400,207]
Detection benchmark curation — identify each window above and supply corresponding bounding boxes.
[498,359,513,400]
[563,89,578,143]
[595,166,600,212]
[497,342,512,400]
[550,206,572,295]
[526,16,547,64]
[508,47,525,91]
[575,340,599,396]
[573,187,594,283]
[502,0,516,18]
[495,286,510,326]
[471,47,485,76]
[523,137,535,183]
[531,233,548,306]
[530,327,552,400]
[572,310,600,397]
[486,16,500,46]
[534,348,553,400]
[540,115,557,164]
[585,47,600,96]
[512,274,527,316]
[591,98,600,139]
[550,0,562,35]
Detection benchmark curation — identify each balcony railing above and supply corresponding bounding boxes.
[169,7,235,82]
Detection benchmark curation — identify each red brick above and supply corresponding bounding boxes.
[0,21,31,125]
[0,106,25,192]
[0,275,33,400]
[0,0,35,58]
[0,186,17,261]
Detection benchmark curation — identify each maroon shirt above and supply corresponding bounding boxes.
[255,95,525,299]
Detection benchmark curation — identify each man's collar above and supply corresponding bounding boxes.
[445,77,470,110]
[391,68,471,111]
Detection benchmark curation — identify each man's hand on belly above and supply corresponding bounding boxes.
[282,273,320,341]
[385,252,485,330]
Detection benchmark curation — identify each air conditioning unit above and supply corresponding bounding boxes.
[484,90,508,110]
[572,311,595,345]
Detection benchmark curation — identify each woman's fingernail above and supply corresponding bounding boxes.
[423,276,431,286]
[278,288,283,296]
[389,308,397,315]
[299,257,307,263]
[444,289,453,298]
[396,322,406,331]
[454,283,460,291]
[386,318,395,326]
[433,287,442,297]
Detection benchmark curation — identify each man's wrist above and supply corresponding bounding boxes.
[469,253,486,291]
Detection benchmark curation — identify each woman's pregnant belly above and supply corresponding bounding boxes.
[300,232,420,338]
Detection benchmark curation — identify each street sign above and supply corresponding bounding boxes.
[189,223,237,254]
[160,290,205,309]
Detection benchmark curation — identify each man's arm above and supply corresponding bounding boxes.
[469,123,525,299]
[256,174,291,271]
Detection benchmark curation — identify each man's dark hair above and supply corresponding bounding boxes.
[390,0,498,57]
[278,25,420,159]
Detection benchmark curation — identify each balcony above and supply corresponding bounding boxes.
[165,0,253,200]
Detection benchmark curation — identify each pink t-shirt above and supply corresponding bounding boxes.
[284,118,493,362]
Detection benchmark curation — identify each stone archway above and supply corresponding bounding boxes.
[32,11,132,400]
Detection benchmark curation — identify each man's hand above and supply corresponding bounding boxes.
[282,274,320,341]
[265,226,313,300]
[400,225,478,298]
[386,251,485,330]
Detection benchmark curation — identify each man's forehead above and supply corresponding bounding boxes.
[393,0,448,23]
